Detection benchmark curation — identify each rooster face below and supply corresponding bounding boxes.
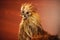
[21,3,33,20]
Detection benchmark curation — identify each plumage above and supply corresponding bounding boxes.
[19,3,59,40]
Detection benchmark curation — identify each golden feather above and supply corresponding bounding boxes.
[19,3,59,40]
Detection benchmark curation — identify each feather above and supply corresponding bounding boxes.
[19,3,59,40]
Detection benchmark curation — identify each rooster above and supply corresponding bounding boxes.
[18,3,59,40]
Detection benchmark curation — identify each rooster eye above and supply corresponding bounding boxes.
[22,11,24,13]
[26,12,29,14]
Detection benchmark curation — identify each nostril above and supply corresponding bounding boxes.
[24,15,26,17]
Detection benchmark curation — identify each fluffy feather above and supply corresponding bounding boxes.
[19,3,59,40]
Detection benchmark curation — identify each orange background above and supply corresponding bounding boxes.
[0,0,59,40]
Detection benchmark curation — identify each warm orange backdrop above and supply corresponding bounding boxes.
[0,0,59,40]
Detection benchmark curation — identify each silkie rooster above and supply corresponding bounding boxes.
[19,3,59,40]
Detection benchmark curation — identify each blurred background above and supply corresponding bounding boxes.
[0,0,60,40]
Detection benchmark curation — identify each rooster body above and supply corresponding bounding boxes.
[19,3,59,40]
